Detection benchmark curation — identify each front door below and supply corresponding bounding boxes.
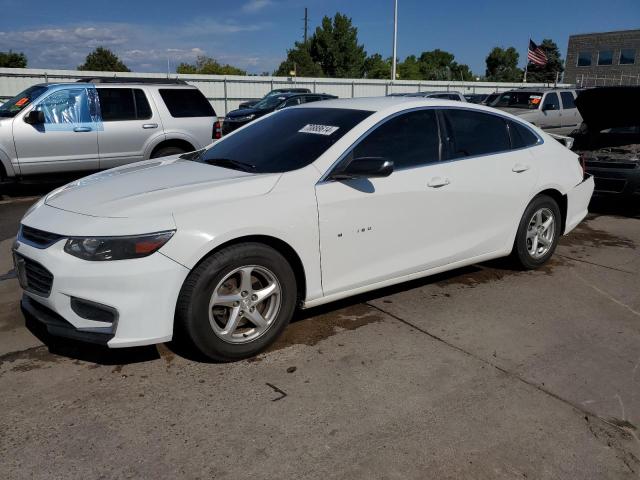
[315,108,454,296]
[539,92,562,131]
[13,86,100,175]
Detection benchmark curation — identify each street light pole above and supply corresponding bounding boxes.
[391,0,398,82]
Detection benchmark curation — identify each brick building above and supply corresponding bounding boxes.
[564,29,640,86]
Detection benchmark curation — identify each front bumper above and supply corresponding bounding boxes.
[14,237,190,348]
[585,163,640,196]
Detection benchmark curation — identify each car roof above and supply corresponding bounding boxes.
[297,95,472,112]
[33,81,196,88]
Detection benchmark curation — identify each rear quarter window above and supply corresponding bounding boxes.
[508,120,540,149]
[159,88,215,118]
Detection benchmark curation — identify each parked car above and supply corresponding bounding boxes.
[222,92,336,135]
[238,88,312,110]
[16,96,593,361]
[0,78,218,183]
[571,86,640,197]
[492,88,582,135]
[482,92,501,106]
[388,91,467,102]
[464,93,489,104]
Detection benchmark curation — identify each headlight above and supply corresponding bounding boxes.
[64,231,175,261]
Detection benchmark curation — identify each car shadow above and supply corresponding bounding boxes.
[589,196,640,219]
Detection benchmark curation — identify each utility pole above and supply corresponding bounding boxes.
[391,0,398,81]
[303,8,309,43]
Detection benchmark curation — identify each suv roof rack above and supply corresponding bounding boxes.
[76,77,188,85]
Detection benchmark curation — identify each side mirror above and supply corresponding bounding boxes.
[24,110,45,125]
[330,157,394,180]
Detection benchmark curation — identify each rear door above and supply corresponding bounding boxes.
[97,87,164,169]
[539,92,562,131]
[12,86,99,175]
[559,91,581,133]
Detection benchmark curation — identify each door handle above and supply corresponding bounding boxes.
[142,123,159,129]
[512,164,530,173]
[73,126,92,132]
[427,177,450,188]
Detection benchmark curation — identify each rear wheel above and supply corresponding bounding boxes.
[512,195,561,269]
[175,243,297,361]
[151,146,187,158]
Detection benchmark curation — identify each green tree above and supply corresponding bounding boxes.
[397,55,421,80]
[525,39,564,83]
[418,49,456,80]
[0,50,27,68]
[78,47,130,72]
[363,53,391,79]
[177,56,246,75]
[274,41,323,77]
[310,13,366,78]
[485,46,523,82]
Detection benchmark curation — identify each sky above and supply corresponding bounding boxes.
[0,0,638,76]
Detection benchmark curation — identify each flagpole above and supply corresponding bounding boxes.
[523,37,530,83]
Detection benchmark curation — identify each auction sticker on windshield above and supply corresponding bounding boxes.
[299,124,340,135]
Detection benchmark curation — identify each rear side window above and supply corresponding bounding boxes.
[508,121,539,149]
[352,109,440,169]
[560,92,576,109]
[443,109,510,159]
[97,88,152,121]
[159,88,215,118]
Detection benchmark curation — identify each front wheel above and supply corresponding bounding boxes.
[512,195,561,269]
[175,243,297,361]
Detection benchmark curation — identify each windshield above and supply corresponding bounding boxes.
[494,91,543,109]
[253,95,288,110]
[196,107,372,173]
[0,85,48,117]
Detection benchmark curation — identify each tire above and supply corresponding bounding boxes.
[151,146,187,158]
[512,195,561,270]
[175,243,297,362]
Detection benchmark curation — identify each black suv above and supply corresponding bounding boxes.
[238,88,311,110]
[222,93,337,136]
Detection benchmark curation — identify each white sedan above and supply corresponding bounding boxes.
[14,97,594,361]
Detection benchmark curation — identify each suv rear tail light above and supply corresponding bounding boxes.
[213,120,222,140]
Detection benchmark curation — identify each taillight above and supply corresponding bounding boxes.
[213,120,222,140]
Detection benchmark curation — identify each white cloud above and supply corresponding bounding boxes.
[0,19,275,73]
[242,0,274,13]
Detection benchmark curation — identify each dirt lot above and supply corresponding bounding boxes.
[1,192,639,479]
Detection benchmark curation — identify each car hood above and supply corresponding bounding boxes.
[44,156,281,218]
[496,107,536,117]
[226,107,270,119]
[575,87,640,132]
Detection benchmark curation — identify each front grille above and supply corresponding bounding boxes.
[22,256,54,297]
[19,225,64,249]
[584,160,638,170]
[593,177,627,194]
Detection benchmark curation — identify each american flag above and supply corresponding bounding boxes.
[527,40,548,66]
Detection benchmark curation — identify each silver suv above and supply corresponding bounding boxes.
[0,78,218,182]
[493,88,582,135]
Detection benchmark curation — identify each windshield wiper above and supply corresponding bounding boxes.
[204,158,257,173]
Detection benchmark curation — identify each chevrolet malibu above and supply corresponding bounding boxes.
[14,97,594,361]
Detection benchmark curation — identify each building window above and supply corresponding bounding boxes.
[620,49,636,65]
[597,50,613,66]
[577,51,592,67]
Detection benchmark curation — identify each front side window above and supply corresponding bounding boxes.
[36,88,97,126]
[159,88,215,117]
[620,49,636,65]
[0,85,48,117]
[197,107,372,173]
[560,91,576,109]
[443,109,510,159]
[350,109,440,170]
[577,51,592,66]
[494,91,543,109]
[542,93,560,111]
[597,50,613,66]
